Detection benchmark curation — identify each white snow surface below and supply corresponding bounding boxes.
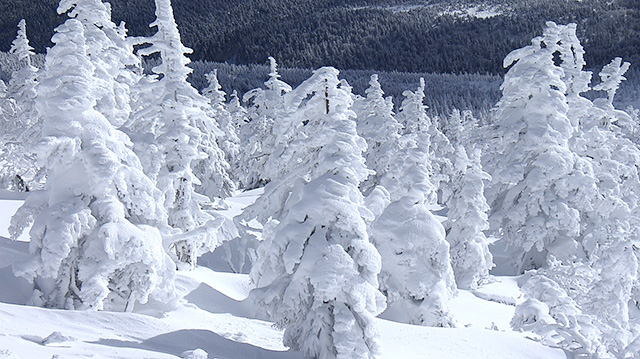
[0,190,565,359]
[442,5,503,19]
[350,2,503,18]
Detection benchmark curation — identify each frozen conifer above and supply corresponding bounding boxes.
[371,120,456,327]
[9,19,175,311]
[58,0,140,127]
[239,57,292,189]
[484,22,595,272]
[202,70,241,186]
[352,74,402,194]
[131,0,233,268]
[445,146,493,289]
[0,19,41,191]
[250,67,385,358]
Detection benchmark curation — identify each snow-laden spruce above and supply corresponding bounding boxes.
[224,59,321,273]
[187,69,236,202]
[593,57,631,106]
[8,19,175,311]
[392,78,437,203]
[128,0,233,268]
[499,22,640,356]
[484,22,596,273]
[239,57,292,189]
[0,19,41,192]
[558,28,640,353]
[396,78,453,205]
[445,146,493,290]
[227,90,248,132]
[443,108,477,148]
[250,67,386,359]
[202,70,241,188]
[512,271,609,357]
[57,0,140,128]
[427,114,455,203]
[352,74,402,195]
[370,91,456,326]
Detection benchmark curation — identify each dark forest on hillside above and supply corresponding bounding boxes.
[0,0,638,75]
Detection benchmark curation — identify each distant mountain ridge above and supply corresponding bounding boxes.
[0,0,638,75]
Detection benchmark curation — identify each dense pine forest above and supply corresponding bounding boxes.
[1,0,639,75]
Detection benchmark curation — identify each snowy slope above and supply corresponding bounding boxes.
[0,192,565,359]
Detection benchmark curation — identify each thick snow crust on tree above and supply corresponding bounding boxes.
[557,26,640,355]
[202,69,241,187]
[484,22,597,273]
[128,0,235,269]
[8,18,175,311]
[352,74,402,195]
[238,56,293,190]
[0,20,41,192]
[445,146,493,290]
[512,272,610,357]
[396,78,453,205]
[492,22,640,358]
[249,67,386,359]
[57,0,140,128]
[371,195,456,328]
[370,112,456,327]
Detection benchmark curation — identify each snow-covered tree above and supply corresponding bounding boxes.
[227,90,248,130]
[557,23,591,109]
[0,80,12,129]
[131,0,232,268]
[230,62,322,273]
[550,24,640,345]
[8,19,175,311]
[213,90,255,273]
[238,57,292,189]
[217,79,290,273]
[371,123,456,327]
[202,70,240,184]
[0,19,41,191]
[429,115,455,203]
[514,255,640,357]
[570,101,639,339]
[352,74,402,194]
[188,72,236,202]
[512,272,609,357]
[7,19,37,117]
[445,146,493,289]
[593,57,631,106]
[490,22,640,355]
[564,66,639,357]
[397,78,453,205]
[484,22,596,273]
[443,109,477,148]
[393,79,437,204]
[57,0,140,128]
[250,67,386,358]
[443,108,463,147]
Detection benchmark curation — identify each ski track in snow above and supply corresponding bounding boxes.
[0,193,565,359]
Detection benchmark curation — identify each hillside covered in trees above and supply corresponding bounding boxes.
[0,0,638,75]
[1,0,640,358]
